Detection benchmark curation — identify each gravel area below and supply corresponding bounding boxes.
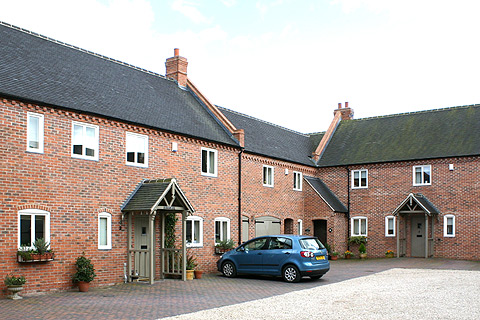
[163,268,480,320]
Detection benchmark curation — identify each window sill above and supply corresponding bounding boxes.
[126,163,148,168]
[26,149,44,154]
[71,155,99,161]
[201,173,217,178]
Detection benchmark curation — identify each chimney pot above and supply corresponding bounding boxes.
[345,102,349,108]
[338,103,342,109]
[174,48,179,57]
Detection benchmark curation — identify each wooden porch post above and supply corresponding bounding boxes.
[127,212,132,282]
[182,211,187,281]
[149,213,156,284]
[424,214,429,259]
[160,213,165,280]
[396,215,400,258]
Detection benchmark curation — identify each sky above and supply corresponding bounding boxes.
[1,0,479,133]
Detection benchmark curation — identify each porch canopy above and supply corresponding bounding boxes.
[121,178,194,283]
[304,176,348,213]
[392,193,439,259]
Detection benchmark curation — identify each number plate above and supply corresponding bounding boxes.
[316,256,325,260]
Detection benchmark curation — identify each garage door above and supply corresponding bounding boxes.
[255,216,281,237]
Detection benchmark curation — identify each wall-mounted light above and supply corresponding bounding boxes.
[172,142,178,152]
[285,169,289,175]
[449,164,454,171]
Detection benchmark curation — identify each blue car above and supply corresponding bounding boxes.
[217,235,330,282]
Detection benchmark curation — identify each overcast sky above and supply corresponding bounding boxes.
[1,0,479,133]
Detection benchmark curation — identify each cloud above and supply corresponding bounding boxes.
[171,0,211,24]
[220,0,237,7]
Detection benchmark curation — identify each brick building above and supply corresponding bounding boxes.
[1,22,478,295]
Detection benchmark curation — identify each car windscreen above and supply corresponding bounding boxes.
[299,238,325,250]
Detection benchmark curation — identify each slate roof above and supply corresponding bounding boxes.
[318,105,480,167]
[304,176,348,213]
[220,107,317,166]
[0,22,236,146]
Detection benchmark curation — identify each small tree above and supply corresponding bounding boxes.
[359,243,366,254]
[72,253,96,283]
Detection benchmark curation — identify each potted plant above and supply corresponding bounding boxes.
[33,238,54,260]
[359,243,367,259]
[72,253,96,292]
[330,251,339,260]
[186,254,197,281]
[215,239,235,255]
[385,250,395,258]
[344,250,353,259]
[4,274,26,300]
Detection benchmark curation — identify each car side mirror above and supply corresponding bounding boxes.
[238,246,245,252]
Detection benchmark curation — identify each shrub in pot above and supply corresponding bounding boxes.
[72,253,96,292]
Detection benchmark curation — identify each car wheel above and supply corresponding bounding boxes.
[310,275,322,280]
[282,265,301,283]
[222,261,237,278]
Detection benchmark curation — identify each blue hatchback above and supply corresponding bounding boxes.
[216,235,330,282]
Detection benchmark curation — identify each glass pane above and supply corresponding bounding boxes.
[73,144,83,155]
[100,217,107,246]
[86,148,95,157]
[127,152,135,162]
[361,171,367,186]
[215,221,220,242]
[353,171,359,187]
[137,152,145,164]
[186,220,192,243]
[360,219,367,235]
[222,221,227,241]
[263,167,268,184]
[423,167,431,183]
[86,126,95,138]
[447,217,453,234]
[20,215,32,247]
[388,218,394,234]
[35,215,45,241]
[208,151,215,174]
[28,116,39,148]
[73,125,83,143]
[353,219,359,235]
[193,220,200,243]
[415,167,422,184]
[201,150,207,173]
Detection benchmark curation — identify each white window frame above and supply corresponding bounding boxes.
[263,165,274,187]
[186,216,203,247]
[125,132,148,168]
[214,217,231,245]
[98,212,112,249]
[352,169,368,189]
[413,165,432,186]
[71,121,99,160]
[293,171,302,191]
[351,216,368,236]
[443,214,455,237]
[18,209,51,249]
[385,216,395,237]
[297,219,303,235]
[27,112,45,153]
[201,147,218,177]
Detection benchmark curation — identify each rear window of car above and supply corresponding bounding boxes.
[299,238,325,250]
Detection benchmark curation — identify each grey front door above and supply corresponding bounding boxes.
[134,217,152,278]
[411,215,425,257]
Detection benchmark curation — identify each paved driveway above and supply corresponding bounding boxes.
[2,258,479,320]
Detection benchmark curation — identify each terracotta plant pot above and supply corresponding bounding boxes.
[78,281,90,292]
[186,270,194,280]
[330,255,338,261]
[359,253,367,259]
[194,270,203,279]
[386,253,395,258]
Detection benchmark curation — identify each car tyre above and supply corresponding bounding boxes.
[309,275,323,280]
[282,265,301,283]
[222,261,237,278]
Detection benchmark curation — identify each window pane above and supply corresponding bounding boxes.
[263,167,268,184]
[201,150,207,173]
[353,171,359,187]
[222,221,227,241]
[28,116,39,148]
[73,144,83,155]
[100,217,107,246]
[209,151,215,174]
[35,215,45,241]
[415,167,422,184]
[360,219,366,235]
[20,215,32,246]
[86,126,95,138]
[353,219,359,235]
[446,217,453,235]
[137,152,145,164]
[186,220,192,243]
[86,148,95,157]
[193,220,200,243]
[388,218,394,235]
[127,152,135,162]
[215,221,220,242]
[423,167,431,183]
[361,171,367,187]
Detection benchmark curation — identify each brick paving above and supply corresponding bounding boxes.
[2,258,479,320]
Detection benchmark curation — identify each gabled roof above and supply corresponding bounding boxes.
[220,107,317,166]
[392,193,439,216]
[318,105,480,167]
[304,176,348,213]
[121,179,194,213]
[0,22,236,147]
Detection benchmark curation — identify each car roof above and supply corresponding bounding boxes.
[248,235,316,240]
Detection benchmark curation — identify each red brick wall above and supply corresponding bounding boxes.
[0,97,239,296]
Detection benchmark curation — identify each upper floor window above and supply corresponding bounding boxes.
[263,165,274,187]
[98,212,112,249]
[443,214,455,237]
[351,216,367,236]
[352,169,368,188]
[186,216,203,247]
[27,112,44,153]
[201,148,217,177]
[413,165,431,186]
[214,217,230,244]
[385,216,395,237]
[72,121,99,160]
[293,171,302,191]
[18,209,50,249]
[126,132,148,167]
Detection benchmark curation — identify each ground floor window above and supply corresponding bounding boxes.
[186,216,203,247]
[351,216,367,236]
[443,214,455,237]
[98,212,112,249]
[18,209,50,248]
[385,216,395,237]
[214,217,230,244]
[297,219,303,235]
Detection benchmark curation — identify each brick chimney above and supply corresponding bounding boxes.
[165,48,188,87]
[334,102,354,120]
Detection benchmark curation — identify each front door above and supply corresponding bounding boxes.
[411,215,425,257]
[313,220,327,245]
[134,217,152,278]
